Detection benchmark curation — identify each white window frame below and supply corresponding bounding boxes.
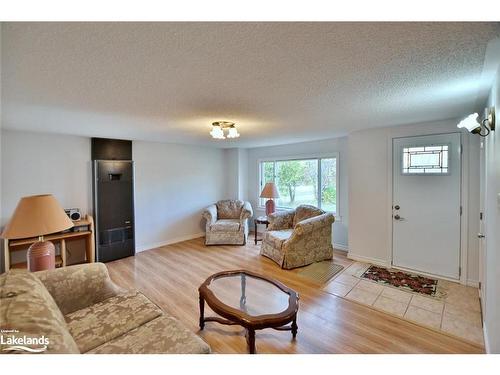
[257,152,339,214]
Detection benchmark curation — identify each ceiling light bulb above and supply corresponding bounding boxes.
[457,113,480,133]
[210,125,225,139]
[227,126,240,138]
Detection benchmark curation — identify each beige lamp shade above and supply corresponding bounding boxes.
[1,194,74,239]
[260,182,280,199]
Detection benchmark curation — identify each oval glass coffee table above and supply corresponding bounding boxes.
[198,270,299,354]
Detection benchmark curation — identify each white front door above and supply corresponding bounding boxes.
[392,133,462,279]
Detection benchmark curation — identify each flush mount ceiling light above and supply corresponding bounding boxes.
[457,107,496,137]
[210,121,240,140]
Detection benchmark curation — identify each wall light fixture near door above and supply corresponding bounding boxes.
[457,107,495,137]
[210,121,240,140]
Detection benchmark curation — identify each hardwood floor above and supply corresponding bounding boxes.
[106,237,484,354]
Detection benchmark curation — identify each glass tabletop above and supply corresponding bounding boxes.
[207,272,291,317]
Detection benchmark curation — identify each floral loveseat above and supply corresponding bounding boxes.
[260,205,335,269]
[0,263,210,354]
[202,200,253,245]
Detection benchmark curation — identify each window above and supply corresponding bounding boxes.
[402,144,449,175]
[259,156,338,213]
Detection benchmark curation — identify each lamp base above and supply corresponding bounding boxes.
[27,240,56,272]
[265,199,276,216]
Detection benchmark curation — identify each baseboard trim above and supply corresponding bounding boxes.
[333,243,348,252]
[136,232,205,253]
[483,324,490,354]
[466,279,480,288]
[347,252,390,267]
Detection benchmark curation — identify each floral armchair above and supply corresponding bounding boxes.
[202,200,253,245]
[260,205,335,269]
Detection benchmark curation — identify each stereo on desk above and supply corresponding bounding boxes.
[64,208,81,221]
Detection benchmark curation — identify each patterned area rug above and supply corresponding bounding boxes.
[297,261,344,284]
[361,265,438,296]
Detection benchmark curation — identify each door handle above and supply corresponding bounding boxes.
[394,214,405,221]
[478,233,485,238]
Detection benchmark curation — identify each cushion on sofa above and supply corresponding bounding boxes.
[216,200,244,219]
[0,270,80,354]
[88,315,211,354]
[35,263,124,315]
[293,205,325,227]
[65,291,162,353]
[263,229,294,249]
[211,219,241,232]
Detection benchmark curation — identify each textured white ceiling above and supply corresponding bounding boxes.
[2,22,500,148]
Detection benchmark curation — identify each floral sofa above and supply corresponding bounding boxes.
[202,200,253,245]
[0,263,210,354]
[260,205,335,269]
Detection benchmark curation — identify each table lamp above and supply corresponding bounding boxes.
[1,194,74,272]
[260,182,280,216]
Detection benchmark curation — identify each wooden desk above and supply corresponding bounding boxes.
[4,215,95,271]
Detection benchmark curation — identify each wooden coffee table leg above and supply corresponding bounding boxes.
[246,328,256,354]
[199,295,205,330]
[291,315,298,339]
[254,221,258,245]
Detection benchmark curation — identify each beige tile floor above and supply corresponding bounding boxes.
[323,261,484,346]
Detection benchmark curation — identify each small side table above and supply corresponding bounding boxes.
[254,216,270,245]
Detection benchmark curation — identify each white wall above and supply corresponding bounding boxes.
[348,119,481,285]
[238,148,248,201]
[483,64,500,353]
[1,130,92,221]
[133,141,226,251]
[246,137,349,249]
[224,148,239,199]
[348,127,389,263]
[467,135,481,284]
[224,148,249,201]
